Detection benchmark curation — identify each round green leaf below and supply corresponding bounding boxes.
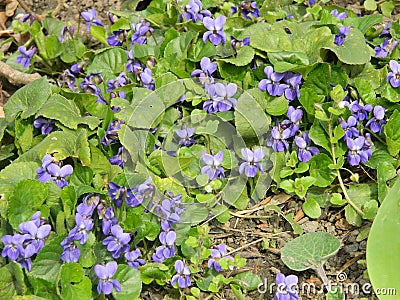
[302,198,322,219]
[281,232,341,271]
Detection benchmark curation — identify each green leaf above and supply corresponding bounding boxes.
[233,271,262,291]
[60,39,86,63]
[29,235,64,288]
[16,129,91,165]
[87,48,128,75]
[4,77,51,122]
[234,91,270,139]
[308,154,337,187]
[245,23,292,53]
[364,0,377,11]
[302,198,322,219]
[0,162,38,201]
[0,265,16,298]
[60,263,92,300]
[344,14,382,34]
[188,41,216,62]
[309,121,330,152]
[113,265,142,300]
[90,25,108,45]
[179,203,209,225]
[323,28,372,65]
[367,178,400,299]
[354,78,376,104]
[164,31,197,62]
[299,88,325,115]
[268,51,309,72]
[8,180,48,229]
[380,1,394,17]
[45,36,63,59]
[265,95,288,116]
[37,94,100,130]
[265,205,303,234]
[220,46,255,66]
[281,232,341,271]
[345,205,362,227]
[384,109,400,156]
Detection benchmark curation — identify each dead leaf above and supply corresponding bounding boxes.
[5,0,19,17]
[0,12,7,30]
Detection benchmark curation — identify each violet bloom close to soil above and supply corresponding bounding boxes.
[81,9,103,30]
[171,260,191,288]
[16,46,36,68]
[208,244,233,272]
[203,83,237,113]
[275,273,299,300]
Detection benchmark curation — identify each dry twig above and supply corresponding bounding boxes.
[0,61,41,86]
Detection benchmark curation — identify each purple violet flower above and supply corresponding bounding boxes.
[125,249,146,269]
[139,68,155,90]
[387,60,400,88]
[80,73,106,104]
[107,30,128,46]
[46,163,74,188]
[207,244,234,272]
[334,26,350,46]
[295,132,320,162]
[283,72,302,101]
[182,0,211,22]
[131,20,154,45]
[201,151,225,180]
[20,13,34,25]
[152,230,176,262]
[61,69,77,90]
[103,225,131,259]
[60,236,81,263]
[203,16,226,46]
[374,38,398,58]
[232,1,260,19]
[346,136,370,166]
[366,105,386,133]
[331,9,348,20]
[379,22,392,37]
[16,244,36,271]
[33,117,55,135]
[230,36,250,52]
[68,213,94,244]
[1,234,26,261]
[59,26,74,43]
[339,116,359,140]
[171,260,191,288]
[176,125,196,147]
[94,261,121,295]
[267,123,291,152]
[97,205,117,235]
[258,66,288,97]
[109,147,126,167]
[203,83,237,113]
[275,273,299,300]
[18,219,51,252]
[16,46,36,68]
[81,9,103,30]
[107,72,129,92]
[349,99,372,121]
[101,120,125,146]
[239,148,264,178]
[191,57,217,85]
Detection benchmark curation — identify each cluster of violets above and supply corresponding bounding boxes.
[268,106,320,163]
[36,154,73,188]
[338,96,386,166]
[258,66,302,101]
[59,184,151,295]
[1,212,51,271]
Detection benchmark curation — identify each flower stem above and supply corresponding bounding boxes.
[327,115,364,216]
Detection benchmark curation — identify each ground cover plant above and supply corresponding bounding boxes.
[0,0,400,299]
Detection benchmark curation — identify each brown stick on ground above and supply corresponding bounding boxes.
[0,61,41,86]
